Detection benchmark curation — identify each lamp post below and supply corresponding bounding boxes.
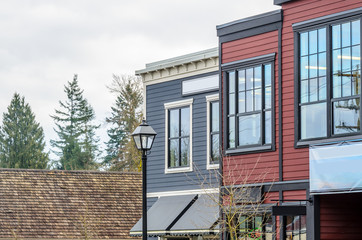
[131,120,157,240]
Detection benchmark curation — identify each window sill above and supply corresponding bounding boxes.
[296,134,362,148]
[165,166,192,174]
[225,144,274,155]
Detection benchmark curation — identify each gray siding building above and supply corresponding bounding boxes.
[131,48,220,239]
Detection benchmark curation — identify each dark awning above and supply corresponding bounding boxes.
[130,194,219,236]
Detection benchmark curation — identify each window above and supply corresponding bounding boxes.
[206,94,219,169]
[228,214,273,240]
[164,99,193,173]
[296,15,361,143]
[224,54,274,153]
[284,215,306,240]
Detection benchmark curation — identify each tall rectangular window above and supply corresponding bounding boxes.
[164,99,193,173]
[225,58,274,152]
[297,17,361,142]
[206,94,219,169]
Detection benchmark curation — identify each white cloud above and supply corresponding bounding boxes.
[0,0,279,160]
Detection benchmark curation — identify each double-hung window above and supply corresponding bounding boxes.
[224,54,275,153]
[206,94,220,169]
[295,11,361,144]
[164,99,193,173]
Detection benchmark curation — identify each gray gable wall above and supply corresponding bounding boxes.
[145,71,219,193]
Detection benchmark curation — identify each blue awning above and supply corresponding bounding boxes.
[130,194,219,236]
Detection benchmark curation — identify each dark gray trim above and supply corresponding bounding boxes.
[221,53,276,70]
[293,7,362,30]
[274,0,294,5]
[217,10,282,43]
[272,206,306,216]
[278,25,283,182]
[225,144,273,155]
[296,135,362,148]
[224,179,309,192]
[219,23,282,43]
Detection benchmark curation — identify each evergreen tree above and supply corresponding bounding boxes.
[0,93,49,169]
[51,74,100,170]
[103,75,143,171]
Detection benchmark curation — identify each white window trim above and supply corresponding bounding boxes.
[206,94,220,170]
[164,98,193,174]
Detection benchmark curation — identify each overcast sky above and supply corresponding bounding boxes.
[0,0,279,159]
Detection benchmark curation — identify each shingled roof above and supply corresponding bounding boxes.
[0,168,142,240]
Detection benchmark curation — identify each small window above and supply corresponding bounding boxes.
[164,99,193,173]
[224,57,274,153]
[228,214,273,240]
[284,215,306,240]
[206,94,219,169]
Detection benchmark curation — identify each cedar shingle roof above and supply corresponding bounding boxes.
[0,168,142,240]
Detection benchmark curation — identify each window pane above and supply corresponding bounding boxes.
[319,76,326,100]
[254,66,262,88]
[309,78,318,102]
[255,88,262,111]
[300,56,309,80]
[342,22,351,48]
[246,68,254,90]
[246,90,254,112]
[239,91,245,113]
[170,109,179,138]
[300,32,308,56]
[333,99,360,134]
[229,117,235,148]
[319,52,327,76]
[342,74,352,97]
[265,86,272,109]
[239,69,246,91]
[211,101,219,132]
[352,20,360,45]
[309,30,318,54]
[211,134,220,164]
[342,47,351,72]
[352,45,360,71]
[309,54,318,78]
[301,103,327,139]
[169,139,179,167]
[180,137,189,166]
[229,93,235,115]
[265,110,272,144]
[333,49,341,73]
[181,107,190,136]
[301,80,309,103]
[332,24,341,49]
[229,71,235,93]
[239,114,261,145]
[264,64,272,87]
[318,28,326,52]
[333,74,342,98]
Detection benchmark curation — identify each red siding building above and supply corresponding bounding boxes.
[217,0,362,239]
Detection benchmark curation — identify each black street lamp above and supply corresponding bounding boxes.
[131,120,157,240]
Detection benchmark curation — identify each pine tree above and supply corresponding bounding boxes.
[0,93,49,169]
[103,75,143,171]
[51,74,100,170]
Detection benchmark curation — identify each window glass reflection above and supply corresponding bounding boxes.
[285,216,306,240]
[239,114,261,146]
[301,103,327,139]
[333,99,360,135]
[170,109,179,138]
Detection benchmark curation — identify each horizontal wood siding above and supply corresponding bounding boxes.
[146,75,219,193]
[222,31,279,185]
[320,193,362,239]
[281,0,362,181]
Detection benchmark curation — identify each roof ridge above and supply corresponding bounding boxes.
[0,168,141,175]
